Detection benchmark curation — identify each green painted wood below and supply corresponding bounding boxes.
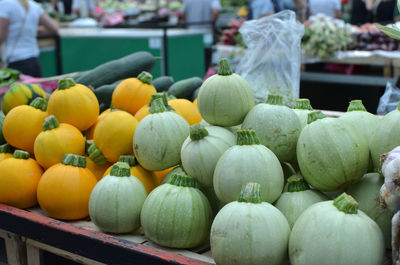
[39,48,58,77]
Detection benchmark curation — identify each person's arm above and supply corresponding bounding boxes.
[334,0,342,18]
[211,0,221,23]
[0,18,9,44]
[38,13,59,35]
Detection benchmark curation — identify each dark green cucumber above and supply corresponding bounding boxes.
[94,80,122,107]
[191,87,200,101]
[167,77,203,99]
[74,51,156,89]
[152,76,174,92]
[0,112,5,144]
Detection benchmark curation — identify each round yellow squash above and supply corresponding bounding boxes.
[103,155,159,193]
[3,97,48,154]
[0,150,43,209]
[86,156,112,181]
[37,154,97,220]
[168,98,202,125]
[93,110,138,163]
[154,166,175,184]
[0,144,13,162]
[112,71,156,116]
[34,115,85,169]
[47,78,99,131]
[85,108,111,140]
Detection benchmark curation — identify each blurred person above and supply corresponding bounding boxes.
[72,0,95,17]
[308,0,342,18]
[373,0,396,23]
[248,0,284,19]
[351,0,373,25]
[181,0,221,29]
[0,0,59,77]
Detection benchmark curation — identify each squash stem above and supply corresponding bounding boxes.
[110,162,131,177]
[88,144,108,166]
[148,92,169,107]
[57,78,76,90]
[137,71,153,85]
[287,175,310,192]
[190,124,209,141]
[149,98,167,114]
[13,150,30,160]
[62,154,86,168]
[0,144,13,154]
[333,192,359,214]
[266,94,284,105]
[347,100,367,112]
[119,155,137,167]
[42,115,60,131]
[85,140,94,156]
[238,182,262,203]
[307,110,326,124]
[217,58,233,76]
[293,99,313,110]
[29,97,47,111]
[236,130,261,145]
[168,174,197,188]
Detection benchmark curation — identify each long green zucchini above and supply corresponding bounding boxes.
[167,77,203,99]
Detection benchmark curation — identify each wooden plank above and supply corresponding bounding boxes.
[0,229,27,265]
[26,239,105,265]
[26,243,42,265]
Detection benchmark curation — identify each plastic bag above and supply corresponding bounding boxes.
[236,10,304,105]
[377,82,400,115]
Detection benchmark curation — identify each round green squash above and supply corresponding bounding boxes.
[292,98,313,130]
[197,59,255,127]
[2,83,47,114]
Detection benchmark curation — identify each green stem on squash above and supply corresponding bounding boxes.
[137,71,153,85]
[333,192,359,214]
[266,94,284,105]
[29,97,47,111]
[57,78,76,90]
[148,92,168,107]
[149,98,167,114]
[347,100,367,112]
[118,155,137,167]
[238,182,262,204]
[307,110,326,124]
[168,174,197,188]
[287,175,310,192]
[110,162,131,177]
[85,139,94,156]
[13,150,29,159]
[294,99,313,110]
[217,58,233,76]
[88,143,108,166]
[0,144,13,154]
[236,130,261,145]
[62,154,86,168]
[42,115,60,131]
[190,124,209,141]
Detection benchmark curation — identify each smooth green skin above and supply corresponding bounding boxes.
[140,183,212,248]
[213,145,284,204]
[370,109,400,172]
[274,190,328,228]
[181,126,236,187]
[297,118,369,191]
[242,104,302,162]
[293,109,312,130]
[133,112,189,171]
[89,175,147,233]
[339,111,380,145]
[211,201,290,265]
[153,76,174,92]
[167,77,202,99]
[346,173,393,249]
[197,74,255,127]
[162,166,186,184]
[289,201,385,265]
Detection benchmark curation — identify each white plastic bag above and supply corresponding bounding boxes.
[377,82,400,115]
[236,10,304,105]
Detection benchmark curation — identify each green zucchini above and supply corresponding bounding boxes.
[94,81,121,107]
[0,112,5,144]
[192,87,200,101]
[152,76,174,92]
[167,77,203,99]
[74,51,156,89]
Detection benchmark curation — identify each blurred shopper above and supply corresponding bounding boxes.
[0,0,59,77]
[181,0,221,29]
[72,0,95,17]
[308,0,342,18]
[351,0,373,25]
[374,0,396,23]
[248,0,284,19]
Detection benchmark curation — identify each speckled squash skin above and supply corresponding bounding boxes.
[2,83,47,114]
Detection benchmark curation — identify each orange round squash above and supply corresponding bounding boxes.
[85,108,111,140]
[0,144,13,162]
[3,97,48,154]
[154,166,176,184]
[37,154,97,220]
[112,71,156,116]
[47,78,99,131]
[0,150,43,208]
[93,110,138,163]
[34,115,85,169]
[103,155,159,193]
[168,98,202,125]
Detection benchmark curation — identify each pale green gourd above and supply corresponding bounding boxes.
[140,174,212,249]
[213,130,284,204]
[133,98,189,171]
[211,182,290,265]
[181,124,236,187]
[89,162,147,233]
[197,59,255,127]
[241,94,302,162]
[292,98,313,130]
[289,193,385,265]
